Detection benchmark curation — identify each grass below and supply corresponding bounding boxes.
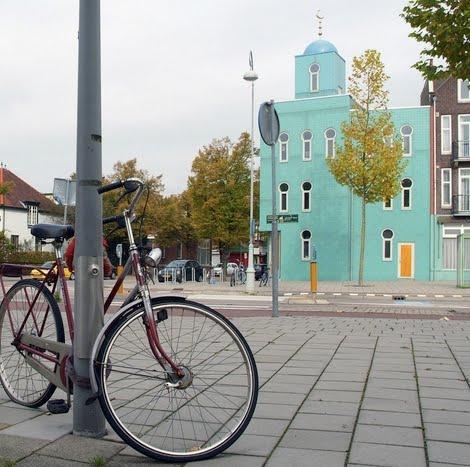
[89,456,107,467]
[0,459,16,467]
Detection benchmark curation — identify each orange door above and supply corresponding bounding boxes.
[399,244,413,278]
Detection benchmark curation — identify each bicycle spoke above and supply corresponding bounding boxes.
[97,302,257,461]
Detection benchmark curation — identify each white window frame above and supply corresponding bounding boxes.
[458,79,470,103]
[301,181,312,212]
[309,64,320,93]
[381,229,394,262]
[279,133,289,162]
[301,230,312,261]
[401,178,413,210]
[441,168,452,208]
[383,198,393,210]
[324,128,336,158]
[279,183,289,213]
[302,130,313,161]
[441,115,452,154]
[27,204,38,226]
[458,114,470,159]
[401,125,413,157]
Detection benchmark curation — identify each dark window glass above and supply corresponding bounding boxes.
[384,240,391,259]
[303,192,310,210]
[404,190,410,208]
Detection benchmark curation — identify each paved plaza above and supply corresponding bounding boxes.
[2,314,470,466]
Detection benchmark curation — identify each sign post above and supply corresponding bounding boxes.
[258,100,280,318]
[73,0,106,437]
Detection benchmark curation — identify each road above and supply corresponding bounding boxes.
[177,292,470,320]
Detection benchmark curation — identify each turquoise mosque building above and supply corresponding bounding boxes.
[259,34,431,281]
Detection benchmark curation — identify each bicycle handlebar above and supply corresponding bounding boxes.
[102,215,122,225]
[97,180,124,194]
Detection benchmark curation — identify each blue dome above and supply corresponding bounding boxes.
[303,39,338,55]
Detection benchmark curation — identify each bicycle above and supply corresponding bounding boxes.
[259,268,270,287]
[0,178,258,463]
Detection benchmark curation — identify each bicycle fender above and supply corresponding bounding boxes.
[89,295,188,395]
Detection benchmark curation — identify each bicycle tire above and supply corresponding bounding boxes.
[95,299,258,463]
[0,279,65,408]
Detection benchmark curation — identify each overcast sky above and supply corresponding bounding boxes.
[0,0,425,195]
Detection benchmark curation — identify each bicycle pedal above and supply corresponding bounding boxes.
[47,399,70,414]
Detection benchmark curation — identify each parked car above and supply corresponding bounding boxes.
[31,261,74,280]
[213,262,239,276]
[254,263,268,281]
[158,260,203,283]
[213,263,223,276]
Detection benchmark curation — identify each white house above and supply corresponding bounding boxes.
[0,168,61,250]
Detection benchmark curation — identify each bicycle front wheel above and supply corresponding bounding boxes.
[95,299,258,463]
[0,279,65,407]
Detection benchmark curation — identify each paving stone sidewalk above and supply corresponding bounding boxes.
[143,279,470,298]
[2,315,470,466]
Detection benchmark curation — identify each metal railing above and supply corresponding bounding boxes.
[452,195,470,216]
[154,266,248,286]
[452,141,470,161]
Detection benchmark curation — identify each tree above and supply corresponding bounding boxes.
[155,192,195,248]
[402,0,470,80]
[101,159,165,250]
[327,49,406,286]
[186,132,256,264]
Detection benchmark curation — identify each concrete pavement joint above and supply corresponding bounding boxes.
[411,337,429,465]
[343,336,379,466]
[262,335,347,466]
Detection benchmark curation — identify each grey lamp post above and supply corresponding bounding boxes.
[243,51,258,294]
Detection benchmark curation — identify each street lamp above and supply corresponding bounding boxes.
[243,51,258,294]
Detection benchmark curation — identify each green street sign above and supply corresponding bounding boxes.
[267,214,298,223]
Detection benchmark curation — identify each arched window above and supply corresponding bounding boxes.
[279,183,289,212]
[301,230,312,260]
[325,128,336,157]
[401,125,413,156]
[279,133,289,162]
[401,178,413,209]
[301,181,312,212]
[302,130,313,161]
[382,229,394,261]
[309,64,320,92]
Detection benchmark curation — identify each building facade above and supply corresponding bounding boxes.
[422,78,470,280]
[0,168,60,250]
[259,36,431,281]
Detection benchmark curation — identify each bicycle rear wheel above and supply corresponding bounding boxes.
[95,299,258,463]
[0,279,65,407]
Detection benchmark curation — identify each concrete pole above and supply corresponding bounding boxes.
[243,55,258,294]
[246,80,257,293]
[270,101,279,318]
[73,0,106,437]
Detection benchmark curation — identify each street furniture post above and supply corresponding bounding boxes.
[73,0,106,437]
[258,101,280,317]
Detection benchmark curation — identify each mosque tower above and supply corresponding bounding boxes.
[295,12,346,99]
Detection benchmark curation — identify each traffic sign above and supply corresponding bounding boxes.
[258,101,280,146]
[267,214,298,223]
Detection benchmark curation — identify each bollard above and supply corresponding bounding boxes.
[310,261,318,293]
[117,265,125,295]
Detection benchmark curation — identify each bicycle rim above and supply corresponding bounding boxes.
[96,300,258,462]
[0,279,64,407]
